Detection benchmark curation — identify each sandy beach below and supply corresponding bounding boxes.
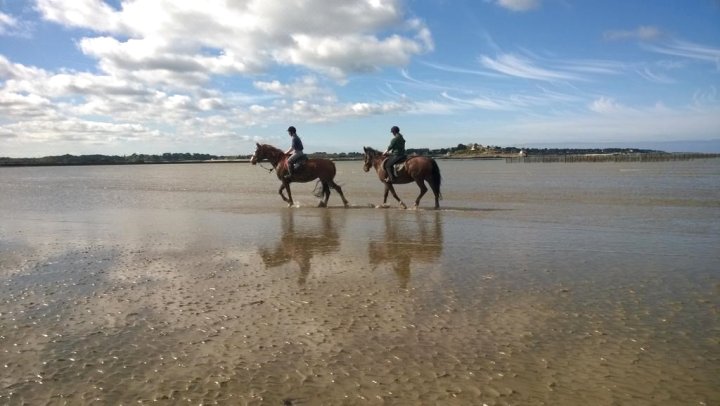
[1,159,719,404]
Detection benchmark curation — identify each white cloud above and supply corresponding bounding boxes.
[35,0,122,31]
[0,1,436,154]
[501,104,720,143]
[442,92,514,111]
[693,86,718,106]
[643,39,720,67]
[0,91,54,119]
[253,76,335,101]
[273,98,410,123]
[0,11,33,37]
[441,86,582,112]
[636,67,675,84]
[493,0,541,12]
[0,118,159,143]
[0,12,18,34]
[479,54,584,81]
[421,61,503,78]
[588,97,629,114]
[603,26,663,42]
[36,0,432,82]
[0,55,47,81]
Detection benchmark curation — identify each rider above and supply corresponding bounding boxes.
[284,126,305,179]
[382,125,406,183]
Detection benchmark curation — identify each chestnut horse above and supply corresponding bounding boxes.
[363,146,442,209]
[250,143,349,208]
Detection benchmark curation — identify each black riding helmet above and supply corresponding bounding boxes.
[391,126,400,134]
[287,126,296,134]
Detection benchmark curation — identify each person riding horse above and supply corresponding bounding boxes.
[284,126,306,179]
[383,126,406,183]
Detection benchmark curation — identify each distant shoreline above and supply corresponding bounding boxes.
[0,159,252,167]
[3,149,719,167]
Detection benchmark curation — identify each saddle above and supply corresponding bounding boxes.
[383,156,408,178]
[287,154,308,171]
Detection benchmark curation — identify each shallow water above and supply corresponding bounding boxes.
[1,159,719,405]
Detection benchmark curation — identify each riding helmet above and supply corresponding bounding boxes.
[287,126,296,133]
[391,126,400,134]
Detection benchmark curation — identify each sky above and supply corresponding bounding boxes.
[1,0,719,157]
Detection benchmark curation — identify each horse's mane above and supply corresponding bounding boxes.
[260,143,284,153]
[363,146,382,155]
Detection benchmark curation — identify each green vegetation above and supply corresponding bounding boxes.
[0,145,667,167]
[0,153,237,166]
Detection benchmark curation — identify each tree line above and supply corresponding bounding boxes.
[0,153,227,166]
[1,145,664,166]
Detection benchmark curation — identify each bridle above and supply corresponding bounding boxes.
[363,149,379,172]
[253,145,282,173]
[257,161,274,173]
[363,154,371,172]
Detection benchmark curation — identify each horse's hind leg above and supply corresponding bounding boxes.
[413,179,428,209]
[429,181,440,209]
[318,182,330,208]
[328,180,349,207]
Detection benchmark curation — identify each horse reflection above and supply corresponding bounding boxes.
[259,210,340,285]
[368,211,443,288]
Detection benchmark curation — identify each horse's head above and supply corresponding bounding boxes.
[362,146,377,172]
[250,142,278,165]
[250,143,262,165]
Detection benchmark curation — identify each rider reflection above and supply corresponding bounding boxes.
[259,210,340,285]
[368,211,443,288]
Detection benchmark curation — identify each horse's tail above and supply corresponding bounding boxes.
[430,159,442,200]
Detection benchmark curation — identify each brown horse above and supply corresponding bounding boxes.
[250,143,349,207]
[363,146,442,209]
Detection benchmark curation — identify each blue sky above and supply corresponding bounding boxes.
[1,0,719,157]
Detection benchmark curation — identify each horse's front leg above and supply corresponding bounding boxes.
[385,183,406,209]
[413,179,428,209]
[279,182,294,207]
[381,184,390,207]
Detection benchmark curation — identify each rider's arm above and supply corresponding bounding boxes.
[384,138,396,155]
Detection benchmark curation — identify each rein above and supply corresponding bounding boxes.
[255,145,287,174]
[258,162,275,173]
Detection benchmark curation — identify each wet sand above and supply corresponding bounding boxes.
[1,160,719,404]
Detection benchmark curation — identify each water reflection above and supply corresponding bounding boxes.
[369,211,443,288]
[259,210,340,285]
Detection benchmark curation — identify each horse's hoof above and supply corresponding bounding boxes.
[318,202,327,208]
[399,203,407,209]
